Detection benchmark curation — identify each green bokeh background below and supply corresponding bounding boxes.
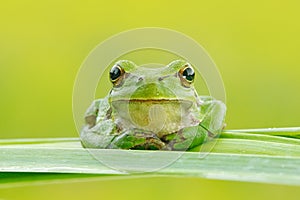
[1,0,300,199]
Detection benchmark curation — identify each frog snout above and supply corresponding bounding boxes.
[136,75,162,84]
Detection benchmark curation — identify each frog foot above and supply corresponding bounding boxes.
[161,125,208,151]
[109,129,166,150]
[133,136,166,150]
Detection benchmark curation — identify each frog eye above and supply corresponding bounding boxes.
[179,64,195,87]
[110,65,125,86]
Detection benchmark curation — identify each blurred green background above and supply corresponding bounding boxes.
[1,0,300,199]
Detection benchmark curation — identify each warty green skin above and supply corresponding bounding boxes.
[80,60,226,150]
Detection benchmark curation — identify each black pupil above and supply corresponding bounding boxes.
[183,67,195,81]
[110,66,121,81]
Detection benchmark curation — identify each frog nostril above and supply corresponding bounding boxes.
[137,77,144,82]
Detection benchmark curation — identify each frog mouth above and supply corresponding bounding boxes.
[113,98,193,107]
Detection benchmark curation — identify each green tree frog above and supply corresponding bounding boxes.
[80,60,226,150]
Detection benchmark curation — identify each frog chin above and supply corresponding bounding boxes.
[111,99,198,137]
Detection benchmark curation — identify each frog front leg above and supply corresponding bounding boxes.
[80,98,166,149]
[82,123,166,149]
[81,119,117,148]
[198,96,226,137]
[163,97,226,151]
[80,98,118,148]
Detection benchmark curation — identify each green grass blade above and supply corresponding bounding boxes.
[0,134,300,186]
[0,172,103,184]
[0,138,79,145]
[224,127,300,138]
[220,132,300,145]
[191,138,300,156]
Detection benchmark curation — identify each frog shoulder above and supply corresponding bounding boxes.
[84,97,110,117]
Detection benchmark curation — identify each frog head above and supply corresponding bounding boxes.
[108,60,201,137]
